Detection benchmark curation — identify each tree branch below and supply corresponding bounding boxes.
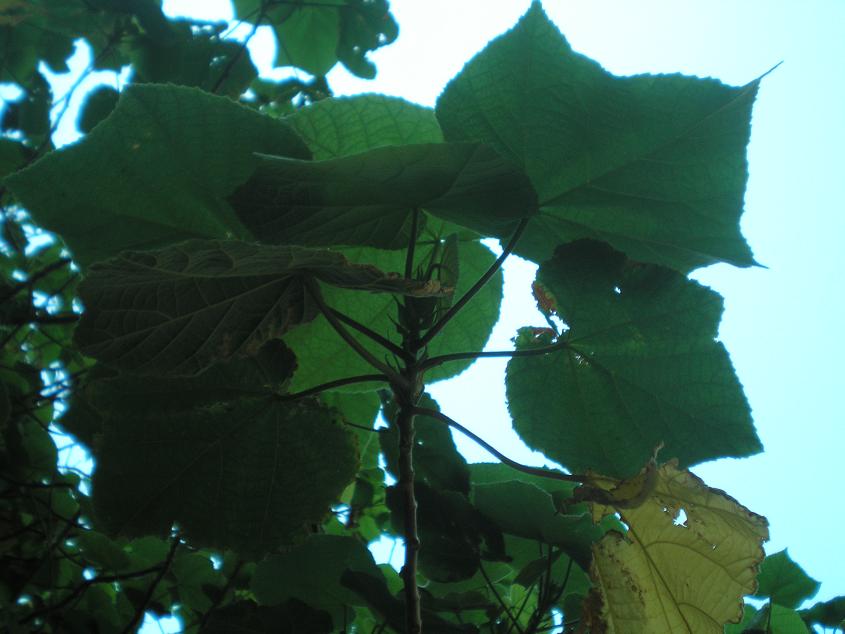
[410,407,585,484]
[405,207,420,281]
[328,307,410,360]
[396,402,422,634]
[275,374,388,402]
[306,281,404,385]
[0,258,73,303]
[419,339,568,371]
[415,218,529,351]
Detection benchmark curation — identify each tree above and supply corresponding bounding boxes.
[0,1,841,632]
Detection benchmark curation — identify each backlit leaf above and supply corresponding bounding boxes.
[584,461,768,633]
[507,240,760,478]
[437,2,758,272]
[754,549,820,609]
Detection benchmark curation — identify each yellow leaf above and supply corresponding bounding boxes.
[583,461,768,633]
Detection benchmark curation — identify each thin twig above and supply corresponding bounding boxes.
[396,401,422,633]
[211,7,264,94]
[306,281,403,384]
[0,258,72,303]
[275,374,388,402]
[410,408,585,484]
[480,562,524,634]
[405,207,419,281]
[329,308,409,360]
[415,218,528,351]
[420,340,568,371]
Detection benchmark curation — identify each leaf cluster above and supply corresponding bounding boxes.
[1,2,838,633]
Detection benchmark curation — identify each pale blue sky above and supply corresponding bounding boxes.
[36,0,845,622]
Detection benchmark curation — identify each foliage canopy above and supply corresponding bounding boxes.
[1,1,841,633]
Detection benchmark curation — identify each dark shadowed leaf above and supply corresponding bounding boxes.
[252,534,380,620]
[229,142,536,250]
[754,550,820,609]
[77,85,119,133]
[801,596,845,629]
[200,599,333,634]
[436,2,758,272]
[6,84,309,266]
[75,239,440,376]
[507,240,760,477]
[93,397,358,557]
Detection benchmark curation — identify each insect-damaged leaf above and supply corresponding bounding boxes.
[5,84,310,266]
[75,239,442,376]
[436,1,758,272]
[229,142,537,250]
[92,396,358,558]
[582,461,768,633]
[506,240,761,478]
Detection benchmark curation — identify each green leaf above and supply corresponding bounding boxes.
[74,239,437,376]
[0,138,30,180]
[6,84,310,266]
[230,142,536,249]
[172,552,221,613]
[92,397,358,557]
[75,530,132,572]
[800,596,845,628]
[287,94,442,160]
[274,2,341,76]
[284,239,502,390]
[754,550,820,609]
[252,534,380,618]
[76,85,119,134]
[436,2,758,272]
[507,240,760,477]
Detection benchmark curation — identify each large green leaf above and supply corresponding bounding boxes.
[287,94,443,159]
[199,600,333,634]
[436,2,758,272]
[92,396,358,557]
[5,84,309,266]
[284,239,502,391]
[506,240,760,478]
[74,239,438,376]
[230,142,536,249]
[754,550,820,609]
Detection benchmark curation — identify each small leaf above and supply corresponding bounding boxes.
[753,550,820,609]
[800,595,845,629]
[584,461,769,633]
[76,530,131,571]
